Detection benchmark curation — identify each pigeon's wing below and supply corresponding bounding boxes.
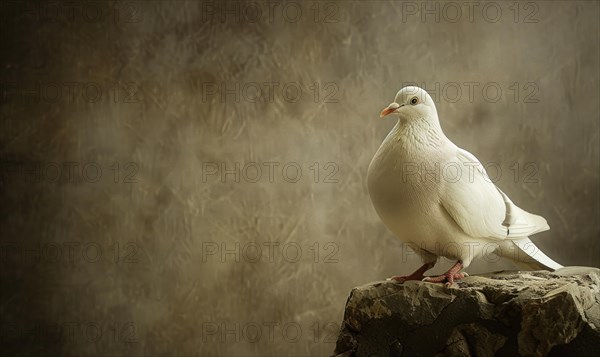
[440,147,549,240]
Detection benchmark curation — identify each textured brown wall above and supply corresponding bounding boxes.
[1,1,598,355]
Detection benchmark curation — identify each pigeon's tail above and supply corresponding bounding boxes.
[509,238,563,271]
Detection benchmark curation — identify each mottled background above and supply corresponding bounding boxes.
[0,0,598,356]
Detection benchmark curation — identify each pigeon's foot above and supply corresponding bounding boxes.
[422,261,466,287]
[422,272,468,286]
[387,262,435,283]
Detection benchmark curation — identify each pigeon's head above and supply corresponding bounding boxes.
[380,86,437,120]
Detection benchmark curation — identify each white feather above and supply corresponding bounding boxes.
[442,147,550,241]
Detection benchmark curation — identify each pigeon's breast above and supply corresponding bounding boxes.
[367,130,455,241]
[368,142,441,226]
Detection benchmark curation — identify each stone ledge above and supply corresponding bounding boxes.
[333,267,600,357]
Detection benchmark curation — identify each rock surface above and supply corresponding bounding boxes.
[333,267,600,357]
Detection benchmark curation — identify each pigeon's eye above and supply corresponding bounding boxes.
[410,97,418,105]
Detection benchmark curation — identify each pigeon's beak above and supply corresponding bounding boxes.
[380,103,403,118]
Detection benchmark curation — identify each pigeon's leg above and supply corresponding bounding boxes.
[389,262,435,283]
[422,261,467,286]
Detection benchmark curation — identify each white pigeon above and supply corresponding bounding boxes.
[367,86,562,285]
